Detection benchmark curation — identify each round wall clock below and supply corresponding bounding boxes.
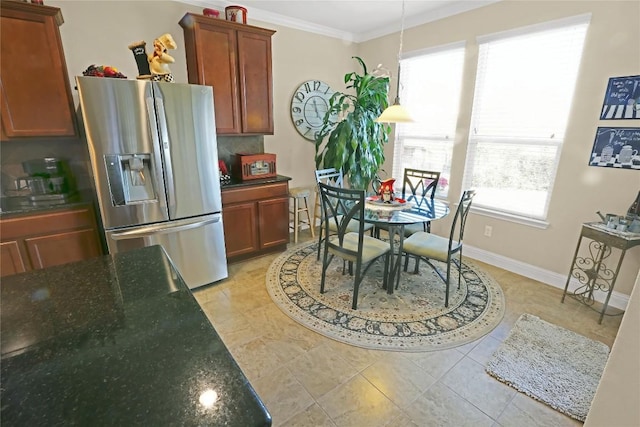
[290,80,337,141]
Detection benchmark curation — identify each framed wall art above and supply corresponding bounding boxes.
[600,75,640,120]
[589,127,640,170]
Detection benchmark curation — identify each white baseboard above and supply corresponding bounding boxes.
[464,244,630,311]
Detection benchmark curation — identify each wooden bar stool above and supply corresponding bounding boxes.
[289,187,315,243]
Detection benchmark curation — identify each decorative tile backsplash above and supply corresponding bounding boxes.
[217,135,264,174]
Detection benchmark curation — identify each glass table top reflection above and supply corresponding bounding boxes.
[364,195,450,225]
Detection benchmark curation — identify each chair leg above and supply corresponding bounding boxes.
[445,258,451,308]
[303,196,315,238]
[413,256,420,274]
[293,196,300,243]
[352,260,364,310]
[458,251,463,289]
[316,222,324,261]
[383,253,390,292]
[320,249,333,294]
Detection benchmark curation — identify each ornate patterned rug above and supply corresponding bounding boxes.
[266,240,505,351]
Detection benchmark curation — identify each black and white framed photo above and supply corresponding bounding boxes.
[600,75,640,120]
[589,127,640,169]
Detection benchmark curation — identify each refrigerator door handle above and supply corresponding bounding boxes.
[145,96,167,207]
[154,96,176,214]
[109,216,220,240]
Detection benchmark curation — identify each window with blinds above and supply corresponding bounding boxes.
[462,15,590,221]
[392,43,466,198]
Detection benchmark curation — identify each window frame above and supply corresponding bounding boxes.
[462,14,591,224]
[392,41,467,199]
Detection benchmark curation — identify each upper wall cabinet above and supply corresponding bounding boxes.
[179,14,275,135]
[0,1,77,140]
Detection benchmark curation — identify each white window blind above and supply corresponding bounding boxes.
[463,16,590,220]
[392,43,465,197]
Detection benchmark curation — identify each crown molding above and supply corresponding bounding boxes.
[177,0,354,42]
[177,0,501,43]
[359,0,501,42]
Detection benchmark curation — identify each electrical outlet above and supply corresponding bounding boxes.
[484,225,492,237]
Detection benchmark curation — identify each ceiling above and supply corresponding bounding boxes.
[184,0,500,42]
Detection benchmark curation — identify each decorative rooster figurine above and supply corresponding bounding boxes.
[378,178,396,203]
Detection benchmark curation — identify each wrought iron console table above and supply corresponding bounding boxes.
[562,222,640,323]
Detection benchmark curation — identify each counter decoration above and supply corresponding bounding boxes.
[203,8,220,18]
[82,64,127,79]
[128,41,151,79]
[219,160,232,185]
[377,178,396,203]
[225,5,247,23]
[148,33,177,82]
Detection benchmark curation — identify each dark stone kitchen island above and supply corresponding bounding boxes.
[0,245,271,426]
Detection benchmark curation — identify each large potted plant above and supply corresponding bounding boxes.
[314,57,391,190]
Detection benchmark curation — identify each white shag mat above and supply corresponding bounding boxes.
[486,313,610,422]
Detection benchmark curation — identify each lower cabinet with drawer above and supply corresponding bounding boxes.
[221,179,289,262]
[0,205,103,277]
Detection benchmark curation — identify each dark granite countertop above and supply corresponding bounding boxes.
[221,174,291,190]
[0,189,96,218]
[0,245,271,426]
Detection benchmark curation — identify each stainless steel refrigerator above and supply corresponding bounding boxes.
[76,77,228,289]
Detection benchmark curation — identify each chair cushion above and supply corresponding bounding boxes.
[328,216,374,233]
[329,232,390,263]
[403,231,460,262]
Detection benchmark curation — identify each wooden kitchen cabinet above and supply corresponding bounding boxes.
[0,1,77,140]
[0,205,103,277]
[221,181,289,262]
[0,241,27,276]
[179,13,275,135]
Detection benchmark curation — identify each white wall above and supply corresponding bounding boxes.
[358,0,640,295]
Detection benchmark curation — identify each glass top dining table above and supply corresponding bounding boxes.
[363,195,450,294]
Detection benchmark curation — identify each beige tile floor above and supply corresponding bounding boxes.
[193,232,623,427]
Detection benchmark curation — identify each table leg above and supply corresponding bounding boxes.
[563,236,621,324]
[599,250,626,323]
[562,235,583,302]
[385,224,405,294]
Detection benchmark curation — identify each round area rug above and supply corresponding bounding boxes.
[266,240,505,351]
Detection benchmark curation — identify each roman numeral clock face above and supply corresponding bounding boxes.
[290,80,337,141]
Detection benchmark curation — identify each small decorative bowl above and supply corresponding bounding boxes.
[203,8,220,18]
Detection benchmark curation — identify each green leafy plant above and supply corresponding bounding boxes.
[314,57,391,190]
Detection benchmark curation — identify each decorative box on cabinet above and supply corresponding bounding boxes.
[0,206,103,277]
[179,13,275,135]
[221,180,289,262]
[0,1,77,140]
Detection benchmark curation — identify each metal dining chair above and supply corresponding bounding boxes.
[375,168,441,238]
[318,182,391,310]
[401,189,476,307]
[314,168,373,260]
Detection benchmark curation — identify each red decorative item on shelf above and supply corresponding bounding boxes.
[225,5,247,24]
[203,8,220,18]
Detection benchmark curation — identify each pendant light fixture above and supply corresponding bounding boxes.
[376,0,413,123]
